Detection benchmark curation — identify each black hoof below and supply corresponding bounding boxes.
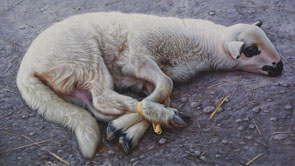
[119,135,133,154]
[106,122,122,141]
[178,112,191,120]
[171,115,186,127]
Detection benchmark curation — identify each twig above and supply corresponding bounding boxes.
[22,135,70,166]
[105,0,121,6]
[280,55,295,69]
[0,0,25,16]
[3,88,19,94]
[267,32,295,41]
[245,153,263,166]
[253,119,262,136]
[8,139,51,151]
[209,95,230,120]
[0,37,24,47]
[233,4,295,14]
[244,84,269,92]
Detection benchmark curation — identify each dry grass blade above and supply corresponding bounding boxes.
[267,32,295,41]
[245,153,263,166]
[22,135,70,166]
[253,119,262,136]
[9,139,52,151]
[209,95,230,120]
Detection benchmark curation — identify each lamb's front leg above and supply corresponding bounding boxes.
[107,57,190,153]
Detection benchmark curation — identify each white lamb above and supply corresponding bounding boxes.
[17,12,283,159]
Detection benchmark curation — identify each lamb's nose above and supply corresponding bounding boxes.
[262,60,283,77]
[276,60,283,72]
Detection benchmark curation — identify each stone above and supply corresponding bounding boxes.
[22,115,28,119]
[235,118,242,123]
[237,126,245,131]
[221,139,228,144]
[248,124,255,129]
[284,104,293,110]
[200,156,207,161]
[273,134,288,140]
[190,102,199,108]
[270,117,277,121]
[29,132,35,136]
[252,107,261,113]
[203,106,215,114]
[194,150,201,156]
[209,11,216,16]
[215,154,221,158]
[267,98,273,102]
[159,138,167,145]
[180,97,187,103]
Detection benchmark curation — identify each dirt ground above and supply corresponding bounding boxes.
[0,0,294,166]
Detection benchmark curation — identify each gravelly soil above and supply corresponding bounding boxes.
[0,0,294,166]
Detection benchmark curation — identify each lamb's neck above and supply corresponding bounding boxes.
[190,21,237,71]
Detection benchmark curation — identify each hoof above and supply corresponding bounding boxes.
[119,135,133,154]
[170,115,186,127]
[106,122,122,141]
[178,112,191,120]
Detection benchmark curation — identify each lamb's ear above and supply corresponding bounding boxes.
[253,20,263,27]
[225,41,244,59]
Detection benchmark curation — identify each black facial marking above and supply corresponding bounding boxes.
[255,20,263,27]
[240,44,261,58]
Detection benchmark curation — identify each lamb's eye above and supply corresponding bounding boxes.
[242,45,261,58]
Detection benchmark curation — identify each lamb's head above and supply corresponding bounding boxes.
[223,21,283,77]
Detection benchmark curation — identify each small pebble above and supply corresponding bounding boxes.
[274,82,279,86]
[29,132,35,136]
[221,139,228,144]
[22,115,29,119]
[139,154,145,159]
[280,83,290,87]
[215,154,221,158]
[29,113,35,117]
[180,97,187,103]
[159,138,167,145]
[197,106,201,110]
[17,156,22,160]
[237,126,245,131]
[280,90,285,94]
[248,124,255,129]
[270,117,277,121]
[190,102,199,108]
[194,150,201,156]
[200,156,207,161]
[130,157,138,162]
[209,11,216,16]
[203,106,215,114]
[108,150,115,155]
[18,25,26,29]
[273,134,288,140]
[284,104,293,110]
[267,98,273,102]
[245,135,252,140]
[243,117,250,121]
[263,109,270,113]
[252,107,261,113]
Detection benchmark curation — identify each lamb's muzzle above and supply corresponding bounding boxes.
[262,60,283,77]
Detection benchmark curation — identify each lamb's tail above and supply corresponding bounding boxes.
[16,68,100,159]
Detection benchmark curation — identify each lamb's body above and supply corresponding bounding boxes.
[17,12,280,159]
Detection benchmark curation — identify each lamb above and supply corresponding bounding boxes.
[16,12,283,159]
